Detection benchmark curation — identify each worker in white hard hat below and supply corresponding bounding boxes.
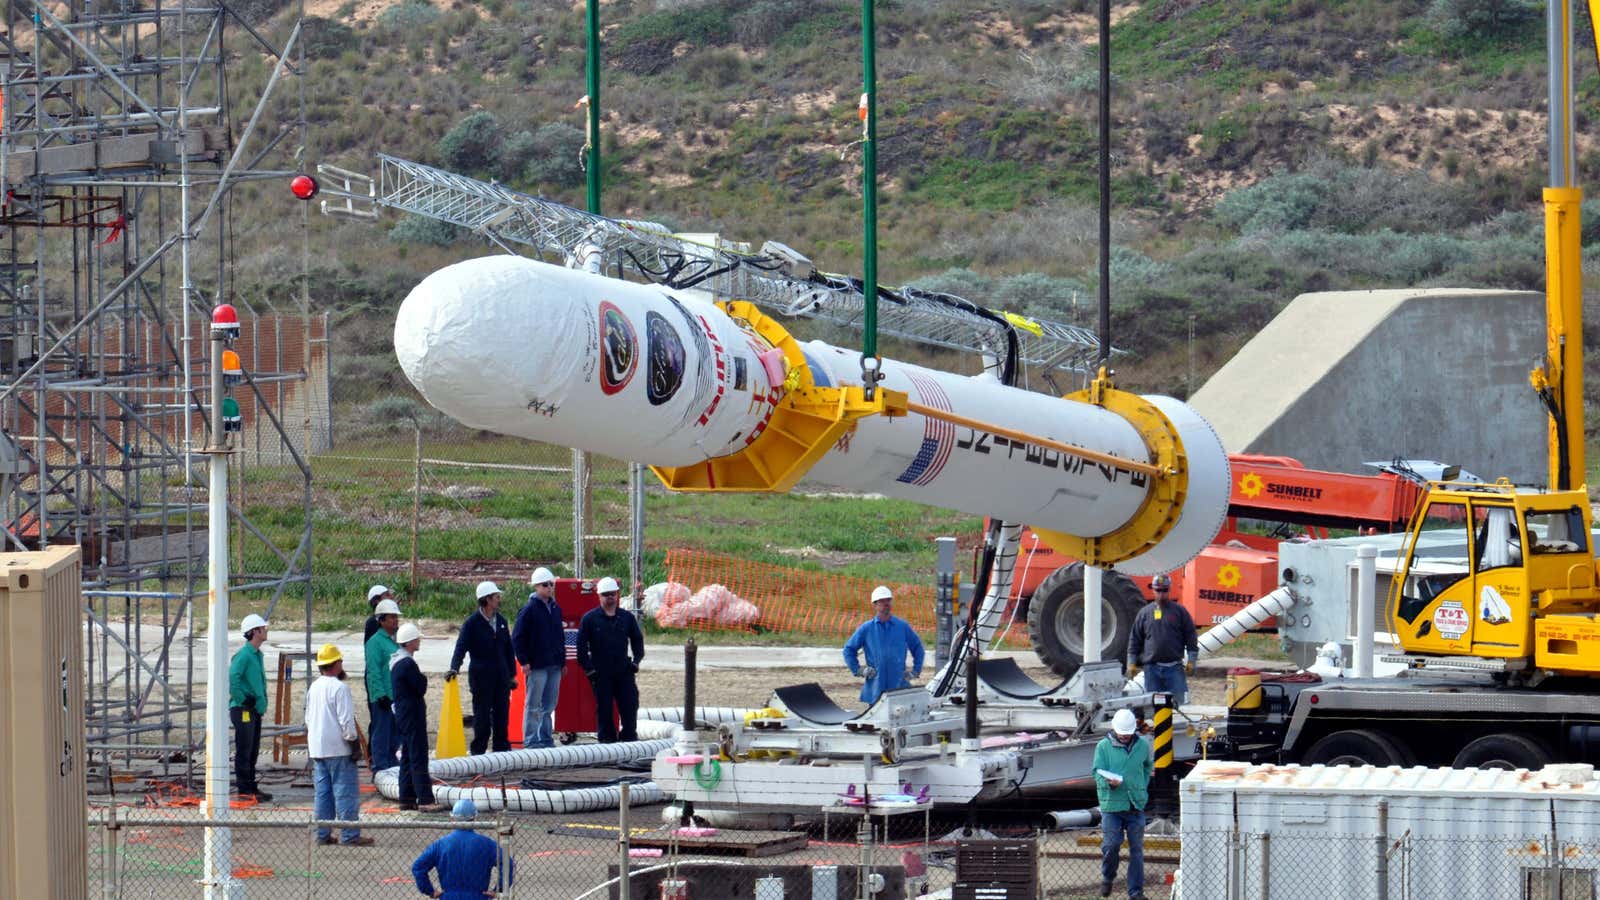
[1127,573,1198,706]
[305,644,373,846]
[575,576,646,743]
[1093,708,1152,899]
[842,585,926,705]
[447,581,517,754]
[229,613,272,801]
[412,797,515,898]
[390,623,445,812]
[364,584,396,643]
[364,597,404,773]
[512,566,564,748]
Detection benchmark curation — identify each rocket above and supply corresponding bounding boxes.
[395,255,1229,575]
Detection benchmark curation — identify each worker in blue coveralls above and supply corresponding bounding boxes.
[411,799,514,899]
[843,585,925,704]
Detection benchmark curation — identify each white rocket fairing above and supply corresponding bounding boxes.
[395,255,1229,574]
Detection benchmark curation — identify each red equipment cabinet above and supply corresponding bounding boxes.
[553,578,617,741]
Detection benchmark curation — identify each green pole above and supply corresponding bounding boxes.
[586,0,601,215]
[861,0,879,377]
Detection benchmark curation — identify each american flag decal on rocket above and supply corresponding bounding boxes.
[896,373,954,486]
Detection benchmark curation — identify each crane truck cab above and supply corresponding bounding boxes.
[1389,481,1596,678]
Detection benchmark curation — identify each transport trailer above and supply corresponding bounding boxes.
[651,662,1220,815]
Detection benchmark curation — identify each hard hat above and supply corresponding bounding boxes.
[374,598,402,617]
[530,566,556,586]
[367,584,392,604]
[1112,708,1138,736]
[240,613,268,634]
[1150,573,1172,592]
[315,643,343,667]
[395,623,422,645]
[452,798,478,819]
[596,576,620,595]
[476,580,502,600]
[871,585,893,603]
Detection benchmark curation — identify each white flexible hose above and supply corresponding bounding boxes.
[1123,587,1296,692]
[372,707,752,812]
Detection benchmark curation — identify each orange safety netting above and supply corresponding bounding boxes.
[662,549,954,643]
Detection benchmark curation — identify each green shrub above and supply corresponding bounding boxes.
[522,123,587,188]
[1214,171,1331,234]
[302,17,359,61]
[438,111,503,174]
[377,0,442,31]
[388,215,466,247]
[1424,0,1539,40]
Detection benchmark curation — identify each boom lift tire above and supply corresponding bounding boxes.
[1025,562,1145,678]
[1451,733,1551,770]
[1301,729,1415,767]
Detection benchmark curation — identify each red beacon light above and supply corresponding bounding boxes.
[290,174,320,201]
[211,303,240,341]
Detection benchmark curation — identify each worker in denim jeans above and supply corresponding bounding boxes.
[512,567,565,749]
[1093,709,1152,899]
[1126,574,1198,705]
[305,643,372,846]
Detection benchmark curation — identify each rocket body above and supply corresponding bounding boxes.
[396,256,1229,575]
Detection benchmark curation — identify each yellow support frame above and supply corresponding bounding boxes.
[650,300,906,493]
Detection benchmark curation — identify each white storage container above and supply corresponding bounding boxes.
[1180,760,1600,900]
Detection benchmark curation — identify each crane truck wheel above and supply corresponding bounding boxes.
[1301,729,1416,767]
[1451,733,1551,770]
[1025,562,1145,678]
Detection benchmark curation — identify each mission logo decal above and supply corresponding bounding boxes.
[598,301,637,396]
[645,311,685,406]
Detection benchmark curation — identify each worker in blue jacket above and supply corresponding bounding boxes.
[843,586,925,704]
[511,566,566,749]
[575,576,645,743]
[411,799,514,899]
[391,623,444,812]
[447,581,518,755]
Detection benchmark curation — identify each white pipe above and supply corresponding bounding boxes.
[974,522,1023,646]
[1083,566,1104,663]
[202,333,232,897]
[1041,808,1100,830]
[1355,545,1377,678]
[373,709,752,811]
[1197,587,1296,657]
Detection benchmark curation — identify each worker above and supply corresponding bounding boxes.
[391,622,445,812]
[842,586,926,704]
[1126,573,1198,705]
[306,643,373,846]
[447,581,517,755]
[364,584,395,643]
[411,799,514,899]
[1093,708,1152,899]
[229,613,272,802]
[364,598,403,773]
[575,576,645,743]
[511,566,564,749]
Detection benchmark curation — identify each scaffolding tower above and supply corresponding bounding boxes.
[0,1,315,786]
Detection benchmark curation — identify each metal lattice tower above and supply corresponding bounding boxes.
[0,1,317,785]
[323,153,1117,375]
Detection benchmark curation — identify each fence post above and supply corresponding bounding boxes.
[499,815,516,899]
[1551,797,1563,900]
[619,782,631,900]
[1376,799,1389,900]
[103,806,119,899]
[411,420,422,595]
[1259,831,1270,900]
[305,812,316,900]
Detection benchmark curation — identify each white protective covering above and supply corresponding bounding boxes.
[396,256,1230,571]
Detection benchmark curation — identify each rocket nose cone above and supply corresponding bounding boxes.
[396,254,583,432]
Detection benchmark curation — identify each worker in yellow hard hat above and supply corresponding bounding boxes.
[305,643,373,846]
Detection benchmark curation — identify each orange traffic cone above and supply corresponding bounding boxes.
[435,676,467,760]
[508,673,527,747]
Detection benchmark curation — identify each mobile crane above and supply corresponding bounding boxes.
[1211,0,1600,771]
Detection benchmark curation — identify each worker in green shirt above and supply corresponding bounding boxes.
[229,614,271,802]
[1093,708,1153,899]
[364,599,403,772]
